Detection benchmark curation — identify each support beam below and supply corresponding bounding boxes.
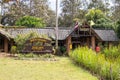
[91,36,95,50]
[86,38,90,47]
[66,36,72,54]
[108,42,112,48]
[4,38,8,53]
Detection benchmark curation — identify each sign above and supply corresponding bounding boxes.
[30,38,51,43]
[70,44,72,49]
[80,28,90,31]
[22,38,53,53]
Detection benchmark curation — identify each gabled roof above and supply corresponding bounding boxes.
[4,28,71,40]
[93,29,119,41]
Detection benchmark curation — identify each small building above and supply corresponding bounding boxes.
[0,29,13,53]
[0,26,119,54]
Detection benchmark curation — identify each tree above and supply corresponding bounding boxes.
[85,9,105,23]
[1,14,16,26]
[15,16,46,28]
[86,9,114,29]
[46,9,56,27]
[60,0,82,27]
[0,0,55,27]
[23,0,55,27]
[112,0,120,21]
[116,19,120,38]
[88,0,110,13]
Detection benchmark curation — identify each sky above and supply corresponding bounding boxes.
[48,0,61,14]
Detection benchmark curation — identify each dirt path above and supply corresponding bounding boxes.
[0,53,11,57]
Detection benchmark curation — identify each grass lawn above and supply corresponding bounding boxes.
[0,57,98,80]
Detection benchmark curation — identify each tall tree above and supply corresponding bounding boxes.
[86,9,114,29]
[0,0,56,27]
[112,0,120,21]
[85,9,105,22]
[60,0,82,27]
[88,0,110,13]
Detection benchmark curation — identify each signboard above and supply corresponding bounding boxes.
[70,44,72,49]
[80,28,90,31]
[22,38,53,53]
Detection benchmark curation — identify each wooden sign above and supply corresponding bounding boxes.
[22,38,53,53]
[70,44,72,49]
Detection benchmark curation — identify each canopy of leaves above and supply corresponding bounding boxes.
[85,9,105,22]
[85,9,114,29]
[15,16,46,28]
[60,0,82,27]
[0,0,55,27]
[88,0,110,13]
[93,18,114,29]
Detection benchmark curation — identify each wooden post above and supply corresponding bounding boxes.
[91,36,95,50]
[108,42,112,48]
[86,38,89,48]
[66,36,71,54]
[4,38,8,53]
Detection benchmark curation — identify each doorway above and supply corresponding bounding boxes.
[0,35,4,52]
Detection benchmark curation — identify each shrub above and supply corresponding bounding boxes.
[70,47,120,80]
[103,45,120,61]
[11,46,17,55]
[25,53,34,58]
[42,54,54,58]
[60,46,66,54]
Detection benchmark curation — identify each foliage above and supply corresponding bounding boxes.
[60,0,82,27]
[15,16,46,28]
[116,19,120,38]
[10,46,17,54]
[103,45,120,61]
[0,0,55,27]
[112,0,120,21]
[24,53,34,58]
[70,47,120,80]
[85,9,105,23]
[42,54,55,58]
[88,0,110,13]
[85,9,115,29]
[17,53,55,60]
[59,0,113,27]
[60,46,66,54]
[14,32,50,51]
[92,24,113,29]
[1,14,16,26]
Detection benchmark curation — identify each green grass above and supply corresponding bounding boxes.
[0,57,98,80]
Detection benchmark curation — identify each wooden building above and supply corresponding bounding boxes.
[0,26,119,54]
[0,29,13,53]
